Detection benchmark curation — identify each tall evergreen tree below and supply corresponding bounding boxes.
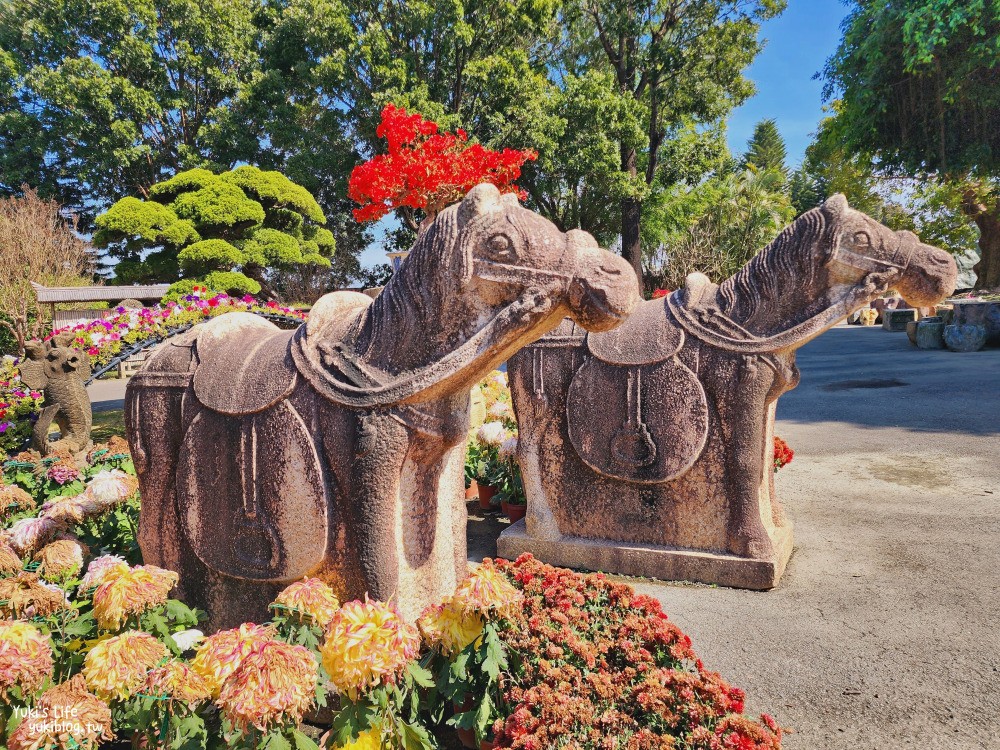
[742,118,787,176]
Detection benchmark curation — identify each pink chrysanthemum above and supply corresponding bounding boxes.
[7,674,112,750]
[217,639,318,732]
[140,660,213,705]
[191,623,274,698]
[273,577,341,628]
[83,631,168,701]
[0,620,54,699]
[78,555,128,591]
[453,560,523,618]
[92,564,178,630]
[320,598,420,700]
[7,516,64,556]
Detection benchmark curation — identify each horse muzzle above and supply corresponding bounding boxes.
[567,248,641,332]
[895,239,958,308]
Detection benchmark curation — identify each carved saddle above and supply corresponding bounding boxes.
[566,298,709,484]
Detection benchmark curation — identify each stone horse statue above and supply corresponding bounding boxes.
[124,184,639,629]
[502,195,957,589]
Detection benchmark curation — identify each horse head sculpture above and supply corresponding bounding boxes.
[504,194,957,590]
[126,183,639,628]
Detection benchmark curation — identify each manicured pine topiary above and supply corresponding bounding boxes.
[94,166,335,299]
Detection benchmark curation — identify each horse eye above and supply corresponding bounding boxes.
[853,231,872,247]
[486,233,515,260]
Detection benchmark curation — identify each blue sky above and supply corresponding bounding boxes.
[726,0,850,165]
[358,0,851,269]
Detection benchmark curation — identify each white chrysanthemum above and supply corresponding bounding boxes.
[498,435,519,459]
[172,628,205,652]
[476,421,508,447]
[82,469,137,513]
[487,401,511,419]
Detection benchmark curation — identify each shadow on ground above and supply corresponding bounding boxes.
[778,325,1000,436]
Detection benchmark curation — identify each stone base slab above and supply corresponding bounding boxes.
[497,521,794,590]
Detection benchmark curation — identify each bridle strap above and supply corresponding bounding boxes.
[291,287,555,409]
[667,283,876,355]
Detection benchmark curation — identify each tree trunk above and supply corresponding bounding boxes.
[972,208,1000,290]
[620,143,643,284]
[621,196,643,284]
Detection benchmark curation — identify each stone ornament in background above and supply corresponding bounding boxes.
[19,334,93,457]
[943,324,987,352]
[124,184,640,631]
[502,194,957,589]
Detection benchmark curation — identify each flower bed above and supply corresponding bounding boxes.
[49,291,306,371]
[0,360,43,457]
[0,293,307,459]
[0,438,783,750]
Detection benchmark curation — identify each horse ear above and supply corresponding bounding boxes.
[821,193,849,218]
[458,183,502,227]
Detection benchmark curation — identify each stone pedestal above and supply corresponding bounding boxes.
[951,300,1000,346]
[914,318,945,349]
[944,324,987,352]
[498,519,794,590]
[882,308,917,331]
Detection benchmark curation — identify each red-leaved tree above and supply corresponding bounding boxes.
[348,105,536,228]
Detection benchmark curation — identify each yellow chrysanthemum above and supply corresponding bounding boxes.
[217,639,318,733]
[320,598,419,700]
[417,598,484,657]
[0,572,67,618]
[453,561,523,618]
[273,577,340,628]
[82,631,168,701]
[7,674,112,750]
[140,660,212,705]
[0,620,54,700]
[191,623,274,698]
[78,555,128,592]
[34,539,85,580]
[92,564,178,630]
[335,727,384,750]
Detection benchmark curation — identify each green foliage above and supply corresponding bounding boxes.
[178,240,244,273]
[647,165,796,289]
[823,0,1000,286]
[824,0,1000,177]
[96,167,332,297]
[742,119,787,177]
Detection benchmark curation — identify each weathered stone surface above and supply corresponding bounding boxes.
[124,184,641,630]
[882,307,918,331]
[914,318,945,349]
[19,334,93,457]
[951,299,1000,346]
[498,519,794,590]
[859,308,879,326]
[943,323,987,352]
[507,194,957,589]
[905,320,919,344]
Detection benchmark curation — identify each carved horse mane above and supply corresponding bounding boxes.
[718,206,834,325]
[355,206,464,361]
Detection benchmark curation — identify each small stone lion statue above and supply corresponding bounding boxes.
[19,334,93,457]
